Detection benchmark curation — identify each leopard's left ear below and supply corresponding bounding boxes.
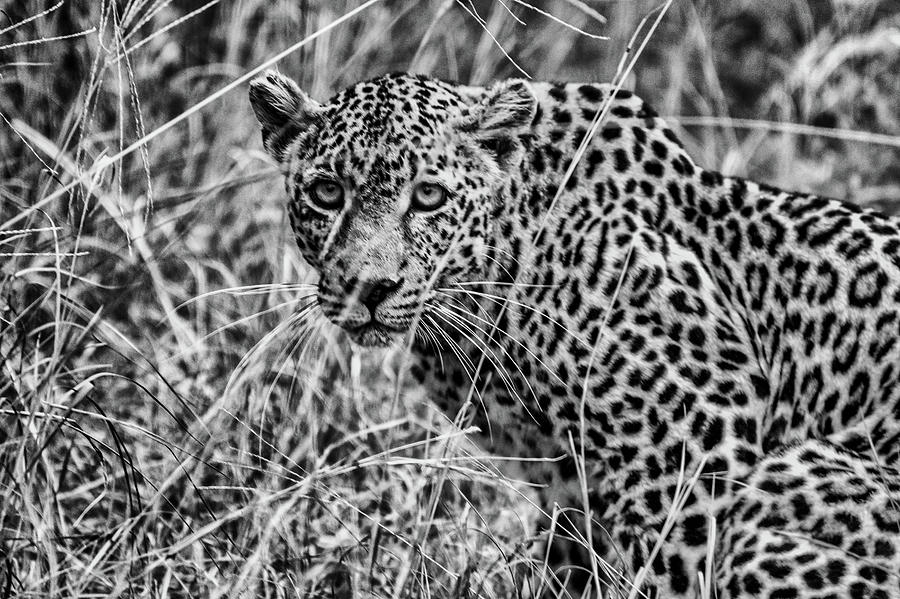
[457,80,537,167]
[249,70,323,161]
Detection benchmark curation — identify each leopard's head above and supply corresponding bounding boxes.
[249,71,535,346]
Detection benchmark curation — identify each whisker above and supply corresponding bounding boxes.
[224,300,319,400]
[264,308,322,395]
[430,303,538,424]
[254,314,325,465]
[433,302,541,405]
[481,243,524,266]
[437,299,565,386]
[201,296,315,343]
[422,309,494,441]
[169,282,316,313]
[429,308,524,445]
[451,280,558,289]
[416,316,445,369]
[433,291,489,322]
[425,310,479,382]
[480,250,520,283]
[297,318,327,376]
[438,287,589,349]
[432,305,514,389]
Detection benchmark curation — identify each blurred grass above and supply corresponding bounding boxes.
[1,0,899,597]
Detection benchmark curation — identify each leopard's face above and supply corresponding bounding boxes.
[250,72,535,346]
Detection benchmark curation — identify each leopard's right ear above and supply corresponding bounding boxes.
[249,70,323,161]
[454,80,536,171]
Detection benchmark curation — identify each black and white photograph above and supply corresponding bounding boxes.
[2,1,900,597]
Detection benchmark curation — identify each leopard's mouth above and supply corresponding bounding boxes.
[345,320,405,347]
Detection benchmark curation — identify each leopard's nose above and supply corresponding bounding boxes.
[357,277,403,314]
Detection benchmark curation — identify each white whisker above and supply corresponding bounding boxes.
[224,301,319,400]
[169,282,316,314]
[437,298,565,386]
[439,287,589,349]
[199,296,315,345]
[452,280,557,289]
[433,302,540,404]
[430,303,538,423]
[423,309,493,439]
[425,310,479,382]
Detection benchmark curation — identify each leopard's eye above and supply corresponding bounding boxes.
[411,182,447,212]
[310,179,344,210]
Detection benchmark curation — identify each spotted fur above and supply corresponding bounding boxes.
[249,70,900,597]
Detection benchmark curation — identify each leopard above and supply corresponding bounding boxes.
[248,70,900,598]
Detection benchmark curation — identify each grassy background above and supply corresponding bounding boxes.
[1,1,899,597]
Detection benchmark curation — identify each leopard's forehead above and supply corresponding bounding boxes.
[317,73,470,152]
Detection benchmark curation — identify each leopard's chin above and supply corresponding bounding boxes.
[345,321,405,348]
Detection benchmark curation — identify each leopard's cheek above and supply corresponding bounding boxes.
[289,209,333,269]
[411,199,488,284]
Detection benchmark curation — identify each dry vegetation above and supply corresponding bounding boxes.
[1,1,899,597]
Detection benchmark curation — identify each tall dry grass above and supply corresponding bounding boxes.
[1,1,899,597]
